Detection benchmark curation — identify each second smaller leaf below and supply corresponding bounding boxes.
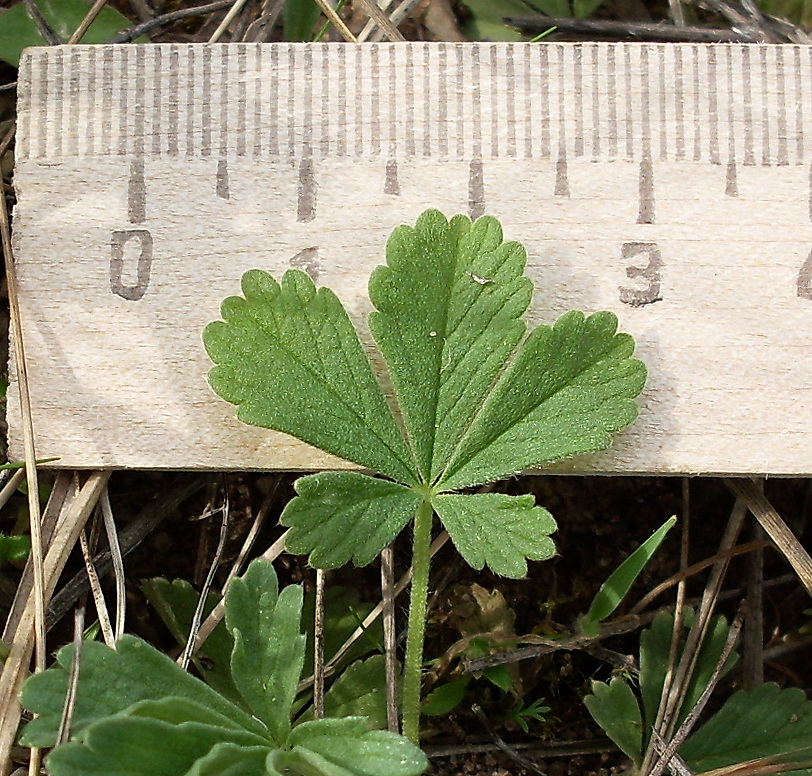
[433,493,556,578]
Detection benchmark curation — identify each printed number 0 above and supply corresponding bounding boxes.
[797,249,812,300]
[110,229,153,301]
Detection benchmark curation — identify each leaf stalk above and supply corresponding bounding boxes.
[401,498,433,743]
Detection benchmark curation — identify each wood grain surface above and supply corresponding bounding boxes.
[8,43,812,474]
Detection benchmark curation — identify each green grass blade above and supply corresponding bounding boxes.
[580,516,676,633]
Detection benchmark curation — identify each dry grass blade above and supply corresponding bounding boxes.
[354,0,405,41]
[3,474,73,644]
[0,121,47,758]
[0,471,110,776]
[222,480,278,590]
[299,531,450,693]
[648,607,745,776]
[380,545,398,732]
[725,479,812,597]
[357,0,423,41]
[181,529,289,664]
[66,0,110,44]
[180,486,229,671]
[48,476,206,628]
[639,494,747,776]
[643,480,692,776]
[55,608,85,745]
[630,540,771,616]
[310,0,357,41]
[208,0,252,42]
[99,490,125,640]
[0,470,25,514]
[78,529,115,647]
[313,568,326,720]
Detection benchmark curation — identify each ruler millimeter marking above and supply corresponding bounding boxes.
[17,43,812,169]
[9,43,812,474]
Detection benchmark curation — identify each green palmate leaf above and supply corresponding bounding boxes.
[680,684,812,775]
[204,269,416,485]
[282,472,423,568]
[438,310,646,490]
[368,210,532,483]
[275,718,428,776]
[43,716,256,776]
[186,743,271,776]
[583,677,643,767]
[433,493,556,578]
[20,635,265,747]
[225,559,305,745]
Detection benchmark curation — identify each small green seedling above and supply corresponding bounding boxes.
[578,515,677,637]
[204,209,647,741]
[21,559,426,776]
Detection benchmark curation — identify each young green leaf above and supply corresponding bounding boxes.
[278,718,428,776]
[282,472,423,568]
[20,636,266,747]
[368,210,532,482]
[438,310,646,490]
[433,493,556,578]
[225,559,305,745]
[204,269,416,485]
[580,515,677,635]
[583,677,643,767]
[679,684,812,774]
[422,677,471,717]
[185,743,272,776]
[43,715,258,776]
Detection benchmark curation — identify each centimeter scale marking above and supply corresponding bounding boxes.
[9,42,812,474]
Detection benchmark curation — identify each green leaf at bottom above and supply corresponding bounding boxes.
[226,559,304,745]
[282,472,422,568]
[44,716,253,776]
[276,718,427,776]
[680,684,812,774]
[583,677,643,767]
[433,493,556,578]
[186,743,271,776]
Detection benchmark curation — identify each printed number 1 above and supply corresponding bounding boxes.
[798,249,812,300]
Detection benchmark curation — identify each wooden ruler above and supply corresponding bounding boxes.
[9,42,812,474]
